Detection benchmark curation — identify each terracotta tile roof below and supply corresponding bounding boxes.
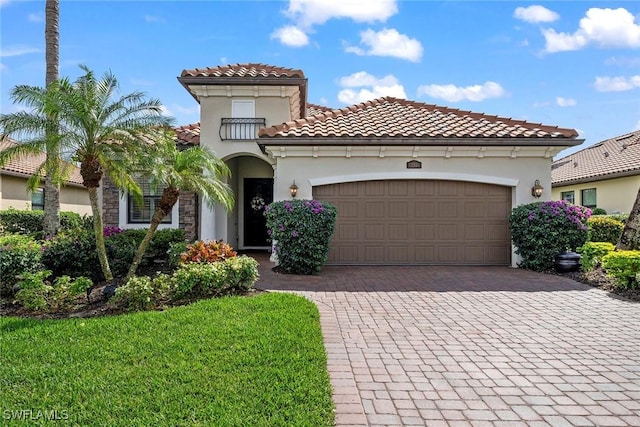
[174,122,200,146]
[0,139,84,186]
[180,63,305,79]
[259,97,579,144]
[307,103,333,116]
[552,130,640,186]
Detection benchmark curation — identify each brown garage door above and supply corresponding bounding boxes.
[313,180,511,265]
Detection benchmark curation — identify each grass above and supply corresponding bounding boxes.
[0,293,334,426]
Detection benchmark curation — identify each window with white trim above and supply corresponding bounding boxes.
[581,188,597,209]
[127,176,171,224]
[561,191,574,204]
[31,188,44,210]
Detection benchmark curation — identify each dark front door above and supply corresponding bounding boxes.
[244,178,273,247]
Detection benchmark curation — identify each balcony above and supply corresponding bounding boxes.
[219,118,266,141]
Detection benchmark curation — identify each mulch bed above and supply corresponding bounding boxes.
[556,267,640,303]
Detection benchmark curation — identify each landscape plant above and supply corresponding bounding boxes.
[578,241,615,272]
[180,239,237,264]
[602,250,640,289]
[509,200,591,271]
[0,234,44,296]
[265,199,337,275]
[14,270,91,312]
[587,216,624,244]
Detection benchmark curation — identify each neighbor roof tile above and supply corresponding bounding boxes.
[0,139,84,185]
[552,130,640,186]
[180,63,305,79]
[174,122,200,146]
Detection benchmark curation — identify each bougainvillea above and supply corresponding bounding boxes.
[265,199,337,275]
[509,200,591,271]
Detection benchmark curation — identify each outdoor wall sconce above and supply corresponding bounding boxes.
[531,180,544,198]
[289,181,298,198]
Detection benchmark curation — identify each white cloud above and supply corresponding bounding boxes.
[556,97,577,107]
[271,25,309,47]
[274,0,397,47]
[0,63,6,72]
[514,5,559,23]
[593,75,640,92]
[285,0,397,29]
[0,45,41,57]
[543,8,640,53]
[0,0,10,7]
[337,71,406,104]
[144,15,166,23]
[605,56,640,67]
[417,81,506,102]
[28,12,43,22]
[345,28,423,62]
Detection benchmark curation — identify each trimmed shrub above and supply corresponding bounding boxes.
[509,201,591,271]
[180,240,236,264]
[265,199,337,275]
[172,256,259,299]
[14,270,91,312]
[42,231,102,282]
[602,251,640,290]
[0,234,44,296]
[587,216,624,244]
[112,274,175,311]
[149,228,186,259]
[591,207,607,215]
[578,242,615,271]
[0,208,91,237]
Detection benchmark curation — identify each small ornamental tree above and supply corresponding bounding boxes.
[509,200,591,271]
[265,199,337,275]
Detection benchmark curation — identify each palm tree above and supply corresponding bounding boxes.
[617,188,640,250]
[56,67,173,284]
[125,132,234,281]
[0,82,70,211]
[44,0,61,237]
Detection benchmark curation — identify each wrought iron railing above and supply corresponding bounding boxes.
[219,118,266,141]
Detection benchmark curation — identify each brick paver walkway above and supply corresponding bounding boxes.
[255,255,640,427]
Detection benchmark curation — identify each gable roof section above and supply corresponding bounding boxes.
[178,63,308,119]
[552,130,640,186]
[259,97,580,147]
[0,139,84,186]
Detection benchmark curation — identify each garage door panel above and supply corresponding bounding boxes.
[313,180,511,265]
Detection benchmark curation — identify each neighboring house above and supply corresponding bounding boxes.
[0,139,91,215]
[104,63,581,267]
[552,130,640,214]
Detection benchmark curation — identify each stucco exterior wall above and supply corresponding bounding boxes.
[0,173,91,215]
[552,174,640,214]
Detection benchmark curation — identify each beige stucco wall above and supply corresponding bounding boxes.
[552,174,640,214]
[0,173,91,215]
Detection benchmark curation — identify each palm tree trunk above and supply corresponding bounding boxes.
[126,187,179,281]
[617,187,640,250]
[43,0,60,238]
[125,208,168,282]
[87,186,113,282]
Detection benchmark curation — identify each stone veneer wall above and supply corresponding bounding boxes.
[101,177,120,228]
[101,176,199,241]
[178,191,198,241]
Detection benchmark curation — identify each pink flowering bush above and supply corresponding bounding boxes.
[509,200,591,271]
[265,199,337,275]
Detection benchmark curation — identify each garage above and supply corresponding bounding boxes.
[313,180,512,265]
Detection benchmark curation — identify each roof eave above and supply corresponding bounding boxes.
[258,137,584,149]
[552,168,640,187]
[0,169,85,187]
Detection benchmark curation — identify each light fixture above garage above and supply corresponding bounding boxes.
[531,180,544,198]
[289,181,298,198]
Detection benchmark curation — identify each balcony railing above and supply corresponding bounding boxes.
[219,118,266,141]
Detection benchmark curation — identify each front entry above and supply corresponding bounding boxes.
[243,178,273,247]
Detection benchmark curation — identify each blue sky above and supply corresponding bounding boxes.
[1,1,639,158]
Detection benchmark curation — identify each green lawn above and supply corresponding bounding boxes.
[0,293,334,426]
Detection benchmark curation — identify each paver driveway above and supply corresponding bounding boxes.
[256,256,640,427]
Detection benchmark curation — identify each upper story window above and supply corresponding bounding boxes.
[31,188,44,210]
[561,191,574,204]
[581,188,597,209]
[219,100,266,140]
[127,176,171,224]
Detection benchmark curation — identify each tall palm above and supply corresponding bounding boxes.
[126,132,234,281]
[44,0,61,237]
[58,67,173,283]
[0,82,70,209]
